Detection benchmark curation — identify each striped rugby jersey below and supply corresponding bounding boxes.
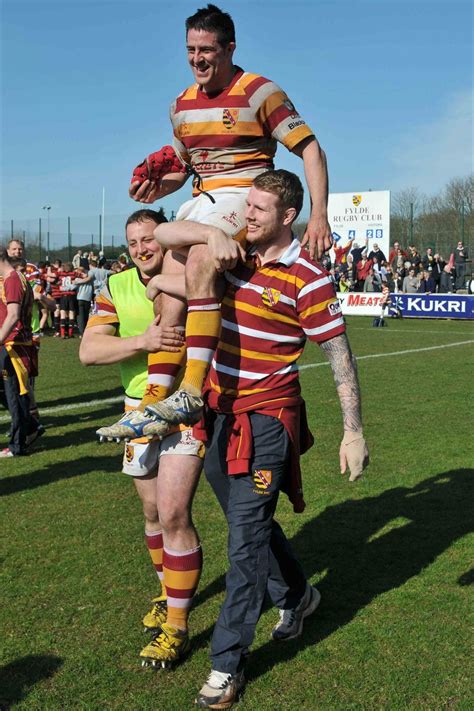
[171,67,314,195]
[208,239,345,402]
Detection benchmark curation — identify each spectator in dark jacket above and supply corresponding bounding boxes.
[350,239,368,281]
[439,264,454,293]
[422,247,435,271]
[367,243,387,264]
[408,246,422,272]
[431,254,445,292]
[417,270,436,294]
[454,241,469,291]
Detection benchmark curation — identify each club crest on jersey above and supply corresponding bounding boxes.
[261,287,281,308]
[283,97,296,112]
[253,469,272,490]
[352,194,362,206]
[125,444,134,463]
[222,109,239,129]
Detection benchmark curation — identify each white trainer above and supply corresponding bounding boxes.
[271,584,321,641]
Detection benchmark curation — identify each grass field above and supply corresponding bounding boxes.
[1,316,473,711]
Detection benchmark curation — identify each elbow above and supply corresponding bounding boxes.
[154,223,171,249]
[78,342,95,366]
[79,351,93,366]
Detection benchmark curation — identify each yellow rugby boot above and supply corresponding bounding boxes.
[140,623,190,669]
[142,595,167,633]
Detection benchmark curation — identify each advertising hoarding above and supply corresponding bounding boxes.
[336,292,474,319]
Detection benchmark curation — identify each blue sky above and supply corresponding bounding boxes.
[1,0,472,247]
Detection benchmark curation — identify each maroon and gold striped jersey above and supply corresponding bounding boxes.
[206,239,345,407]
[171,67,314,195]
[0,270,33,344]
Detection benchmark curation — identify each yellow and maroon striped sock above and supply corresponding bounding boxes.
[163,544,202,630]
[145,530,165,593]
[140,344,186,409]
[181,299,221,396]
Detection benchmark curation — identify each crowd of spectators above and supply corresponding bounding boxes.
[2,237,472,343]
[324,238,471,295]
[5,241,131,339]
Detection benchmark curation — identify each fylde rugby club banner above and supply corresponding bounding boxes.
[337,292,474,320]
[328,190,390,261]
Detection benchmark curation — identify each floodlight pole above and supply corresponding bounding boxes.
[100,187,105,253]
[42,205,51,260]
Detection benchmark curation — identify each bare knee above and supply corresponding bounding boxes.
[159,506,191,537]
[186,244,217,298]
[133,476,160,528]
[142,500,160,528]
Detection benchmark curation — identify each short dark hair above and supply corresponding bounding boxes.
[0,248,12,263]
[252,169,304,219]
[186,4,235,46]
[125,208,168,230]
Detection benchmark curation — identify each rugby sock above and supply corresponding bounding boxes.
[145,529,165,592]
[181,299,221,396]
[163,544,202,630]
[60,319,66,338]
[68,321,75,338]
[139,345,186,410]
[53,314,60,333]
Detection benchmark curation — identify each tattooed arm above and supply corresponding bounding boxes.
[319,332,363,432]
[319,333,369,480]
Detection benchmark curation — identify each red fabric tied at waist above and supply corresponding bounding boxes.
[194,397,314,514]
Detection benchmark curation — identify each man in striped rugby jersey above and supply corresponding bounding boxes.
[0,248,39,457]
[152,170,368,708]
[98,4,333,443]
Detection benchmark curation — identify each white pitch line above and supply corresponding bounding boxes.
[299,339,474,371]
[1,340,472,424]
[0,395,123,424]
[350,327,474,335]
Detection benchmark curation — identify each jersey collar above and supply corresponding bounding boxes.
[249,236,300,268]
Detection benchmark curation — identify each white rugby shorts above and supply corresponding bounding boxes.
[176,188,249,239]
[120,397,204,477]
[122,428,205,477]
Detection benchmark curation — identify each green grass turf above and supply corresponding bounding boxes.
[1,317,473,710]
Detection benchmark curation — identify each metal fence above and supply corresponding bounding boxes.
[0,209,176,262]
[1,209,472,268]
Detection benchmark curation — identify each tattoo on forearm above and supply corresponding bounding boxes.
[320,333,363,432]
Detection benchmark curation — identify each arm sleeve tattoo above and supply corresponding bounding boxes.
[319,332,363,433]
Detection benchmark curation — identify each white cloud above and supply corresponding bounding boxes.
[390,88,473,193]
